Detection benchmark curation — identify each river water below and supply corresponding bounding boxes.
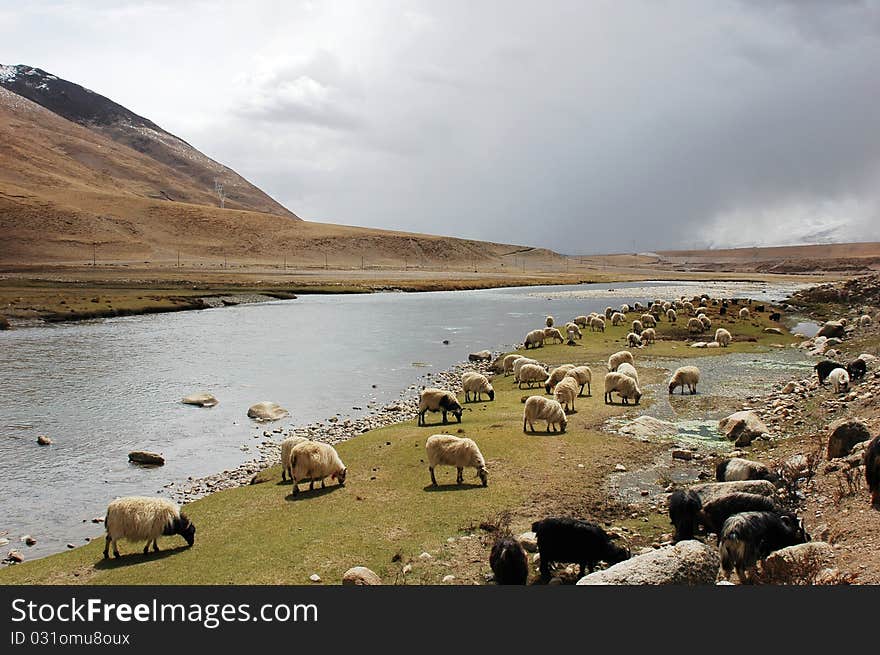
[0,279,807,560]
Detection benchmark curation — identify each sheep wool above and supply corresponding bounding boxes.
[607,350,634,372]
[544,364,576,393]
[715,328,732,347]
[103,497,195,559]
[564,366,592,396]
[739,307,750,319]
[641,327,656,345]
[461,372,495,402]
[631,319,643,335]
[553,376,580,412]
[610,312,626,326]
[281,436,311,481]
[523,396,567,433]
[627,332,643,348]
[524,329,546,349]
[590,316,606,332]
[418,388,463,425]
[426,434,488,487]
[603,371,642,405]
[513,357,539,381]
[666,308,677,322]
[827,367,850,393]
[502,354,524,376]
[687,317,704,334]
[518,363,549,389]
[289,441,347,494]
[668,366,701,395]
[545,315,555,328]
[616,362,639,384]
[543,327,564,344]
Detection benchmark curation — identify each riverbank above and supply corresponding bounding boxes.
[0,265,835,326]
[0,292,804,583]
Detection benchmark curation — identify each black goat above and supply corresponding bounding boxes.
[815,360,846,385]
[700,493,779,535]
[847,358,867,380]
[719,511,809,583]
[865,435,880,509]
[531,517,629,580]
[769,312,781,321]
[489,536,529,585]
[668,489,702,542]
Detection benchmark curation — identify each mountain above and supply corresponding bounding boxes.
[0,63,295,217]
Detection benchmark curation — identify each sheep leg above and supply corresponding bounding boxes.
[152,539,160,552]
[456,467,463,484]
[292,481,300,495]
[309,479,315,490]
[442,410,448,424]
[143,542,150,555]
[103,535,111,559]
[430,467,437,486]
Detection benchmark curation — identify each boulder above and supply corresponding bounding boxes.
[6,550,24,563]
[826,419,871,459]
[342,566,382,585]
[0,315,9,330]
[36,435,52,446]
[690,480,776,505]
[576,540,719,585]
[182,393,219,407]
[817,321,845,338]
[618,416,677,439]
[763,327,784,335]
[718,411,769,446]
[517,531,538,553]
[128,451,165,466]
[758,542,835,585]
[247,401,290,421]
[468,350,492,362]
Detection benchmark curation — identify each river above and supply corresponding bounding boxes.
[0,279,808,560]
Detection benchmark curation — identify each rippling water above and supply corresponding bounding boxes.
[0,280,805,559]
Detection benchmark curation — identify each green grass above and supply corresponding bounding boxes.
[0,303,792,584]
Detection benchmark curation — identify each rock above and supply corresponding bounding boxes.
[826,418,871,459]
[0,538,8,547]
[442,575,456,583]
[128,451,165,466]
[36,435,52,446]
[22,535,36,546]
[383,405,402,412]
[577,540,719,585]
[518,531,538,553]
[618,416,677,439]
[763,327,784,335]
[672,449,693,461]
[858,353,876,366]
[690,342,708,348]
[309,573,322,583]
[718,411,769,447]
[66,543,75,549]
[6,550,24,563]
[402,564,413,574]
[342,566,382,585]
[759,542,835,585]
[468,350,492,362]
[781,382,797,394]
[691,480,776,504]
[817,321,845,338]
[247,401,290,421]
[614,464,627,472]
[182,393,219,407]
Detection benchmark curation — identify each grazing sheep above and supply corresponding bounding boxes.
[290,441,347,495]
[425,434,488,487]
[616,361,639,384]
[738,307,750,319]
[603,371,642,405]
[564,366,592,396]
[699,315,712,330]
[631,319,644,335]
[716,458,778,484]
[502,354,524,376]
[573,315,589,328]
[489,536,528,585]
[604,306,614,319]
[668,489,702,543]
[641,327,656,345]
[814,359,846,385]
[627,332,643,348]
[865,435,880,508]
[700,493,779,535]
[546,315,554,328]
[518,363,550,389]
[524,329,545,349]
[668,366,700,395]
[682,301,695,315]
[566,323,583,341]
[640,314,656,328]
[769,311,781,321]
[553,376,580,413]
[103,497,195,558]
[461,372,495,402]
[543,327,565,344]
[687,317,704,334]
[847,358,867,380]
[531,517,630,580]
[523,396,567,433]
[610,312,626,326]
[827,367,850,393]
[544,364,576,393]
[281,436,310,481]
[619,304,630,314]
[719,511,809,583]
[513,357,539,381]
[666,308,677,323]
[418,388,463,425]
[715,328,731,347]
[607,350,634,372]
[590,316,606,332]
[859,314,872,328]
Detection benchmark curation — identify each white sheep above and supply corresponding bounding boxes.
[617,361,639,384]
[590,316,606,332]
[103,497,195,558]
[631,319,643,335]
[566,323,583,341]
[611,312,626,326]
[715,328,731,347]
[518,363,549,389]
[640,314,656,328]
[668,366,701,395]
[289,440,347,495]
[699,315,712,330]
[523,396,567,433]
[426,434,488,487]
[608,350,634,372]
[666,308,677,322]
[462,372,495,402]
[513,357,539,381]
[553,376,580,413]
[546,315,555,328]
[620,304,630,314]
[641,327,656,345]
[739,307,750,319]
[827,367,850,393]
[573,315,589,328]
[281,436,311,481]
[543,327,565,344]
[544,364,576,393]
[503,354,524,376]
[683,301,695,315]
[627,332,643,348]
[524,328,545,349]
[603,371,642,405]
[687,317,704,334]
[565,365,592,396]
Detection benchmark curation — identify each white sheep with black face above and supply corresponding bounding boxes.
[103,497,195,559]
[418,388,463,425]
[289,441,347,495]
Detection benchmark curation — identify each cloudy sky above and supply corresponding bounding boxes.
[2,0,880,253]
